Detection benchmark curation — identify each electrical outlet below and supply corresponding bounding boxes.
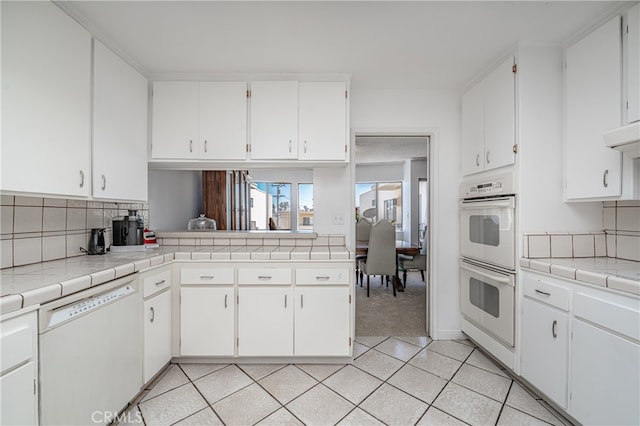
[331,213,344,225]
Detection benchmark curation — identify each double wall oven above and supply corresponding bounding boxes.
[459,172,517,368]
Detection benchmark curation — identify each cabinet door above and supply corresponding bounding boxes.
[483,57,515,172]
[93,41,149,201]
[294,287,350,356]
[143,291,171,383]
[250,81,298,159]
[625,4,640,123]
[298,82,347,161]
[0,361,37,426]
[152,81,199,159]
[181,287,235,356]
[199,82,248,160]
[566,16,622,199]
[520,298,568,408]
[237,287,293,356]
[1,1,91,197]
[462,81,485,176]
[570,319,640,425]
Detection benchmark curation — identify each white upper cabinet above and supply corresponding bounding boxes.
[199,82,248,160]
[565,16,622,200]
[625,4,640,124]
[298,82,347,161]
[151,81,247,160]
[1,1,91,197]
[462,57,516,176]
[250,81,299,160]
[92,41,149,201]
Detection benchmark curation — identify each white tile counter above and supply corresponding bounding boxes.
[520,257,640,296]
[0,241,354,315]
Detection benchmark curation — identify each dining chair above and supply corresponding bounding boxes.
[358,219,398,297]
[355,218,372,285]
[398,239,427,287]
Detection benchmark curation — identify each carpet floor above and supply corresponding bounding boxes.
[355,270,427,337]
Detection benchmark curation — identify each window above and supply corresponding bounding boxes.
[249,182,291,230]
[298,183,313,230]
[355,182,402,228]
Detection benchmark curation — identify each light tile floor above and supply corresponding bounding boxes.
[121,337,574,426]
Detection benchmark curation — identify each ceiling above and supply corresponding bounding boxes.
[65,1,621,91]
[355,136,428,164]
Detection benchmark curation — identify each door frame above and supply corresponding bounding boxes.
[350,128,439,339]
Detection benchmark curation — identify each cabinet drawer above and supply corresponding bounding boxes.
[574,293,640,341]
[238,268,291,285]
[523,275,570,312]
[296,268,350,285]
[143,270,171,298]
[181,268,234,285]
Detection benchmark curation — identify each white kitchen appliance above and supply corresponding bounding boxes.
[39,276,141,425]
[459,171,517,368]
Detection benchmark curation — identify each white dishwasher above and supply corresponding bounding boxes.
[39,275,142,426]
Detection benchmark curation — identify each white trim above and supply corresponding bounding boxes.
[351,127,437,340]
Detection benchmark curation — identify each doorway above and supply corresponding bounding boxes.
[353,134,430,337]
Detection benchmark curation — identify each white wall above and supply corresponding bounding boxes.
[313,167,351,235]
[517,43,602,234]
[407,159,428,245]
[148,170,202,231]
[351,88,463,340]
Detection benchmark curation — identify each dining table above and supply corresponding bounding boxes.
[355,240,421,292]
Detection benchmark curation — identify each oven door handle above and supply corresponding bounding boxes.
[460,262,513,285]
[459,199,514,209]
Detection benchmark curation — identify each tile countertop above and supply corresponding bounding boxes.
[0,245,354,315]
[520,257,640,296]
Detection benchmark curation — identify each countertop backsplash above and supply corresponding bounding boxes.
[523,200,640,262]
[1,195,149,269]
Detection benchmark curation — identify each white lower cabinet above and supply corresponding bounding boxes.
[143,291,171,383]
[569,293,640,426]
[237,287,294,356]
[141,268,172,383]
[520,271,640,425]
[520,297,568,408]
[181,287,235,356]
[294,287,350,356]
[0,308,38,426]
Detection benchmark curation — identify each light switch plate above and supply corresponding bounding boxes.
[331,213,344,225]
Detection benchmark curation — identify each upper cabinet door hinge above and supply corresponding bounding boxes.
[513,144,518,154]
[349,295,352,304]
[349,337,352,346]
[512,64,518,73]
[246,89,251,98]
[345,145,348,153]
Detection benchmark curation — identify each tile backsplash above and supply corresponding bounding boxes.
[523,201,640,262]
[1,195,149,268]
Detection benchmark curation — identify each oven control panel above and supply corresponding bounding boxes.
[460,172,515,198]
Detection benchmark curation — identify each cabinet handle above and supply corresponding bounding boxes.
[552,320,557,338]
[258,275,272,280]
[224,294,228,308]
[316,276,330,281]
[150,307,155,323]
[475,154,480,167]
[284,294,287,308]
[486,150,491,164]
[79,170,85,188]
[289,140,292,153]
[155,279,166,286]
[603,169,609,188]
[200,275,215,280]
[534,289,551,297]
[189,140,193,153]
[304,140,307,153]
[204,140,208,153]
[301,294,304,308]
[101,175,106,191]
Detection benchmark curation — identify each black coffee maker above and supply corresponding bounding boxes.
[88,228,106,255]
[112,210,144,246]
